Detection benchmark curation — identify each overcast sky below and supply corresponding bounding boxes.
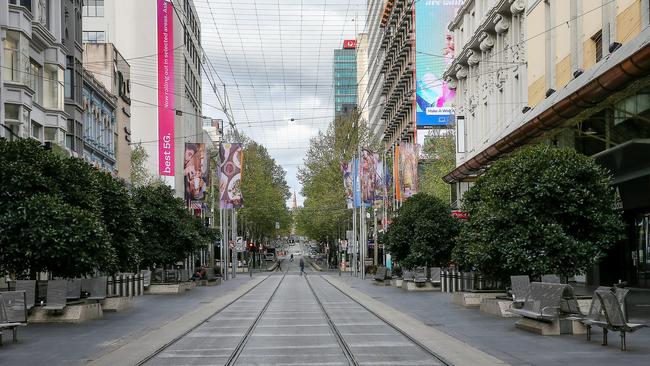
[196,0,367,206]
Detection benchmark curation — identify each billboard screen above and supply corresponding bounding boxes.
[158,0,175,175]
[184,143,208,205]
[219,143,243,208]
[415,1,460,129]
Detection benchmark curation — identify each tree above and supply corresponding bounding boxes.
[453,144,624,281]
[95,171,142,272]
[385,193,459,269]
[133,184,207,268]
[0,139,117,278]
[419,131,456,203]
[130,143,153,187]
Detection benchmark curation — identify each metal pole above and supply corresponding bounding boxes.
[373,208,378,266]
[231,209,237,278]
[361,206,366,280]
[352,206,357,276]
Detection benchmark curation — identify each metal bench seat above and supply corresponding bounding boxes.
[14,280,36,311]
[508,282,580,321]
[0,291,28,345]
[374,267,388,281]
[82,277,107,301]
[43,280,67,311]
[594,290,647,351]
[510,275,531,309]
[414,267,427,285]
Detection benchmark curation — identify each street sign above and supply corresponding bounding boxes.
[275,221,280,230]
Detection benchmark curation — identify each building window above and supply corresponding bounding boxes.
[65,68,73,98]
[44,64,64,110]
[592,30,603,63]
[37,0,50,28]
[83,0,104,17]
[3,31,30,85]
[82,31,105,43]
[30,59,43,104]
[4,103,20,121]
[31,121,43,140]
[9,0,32,12]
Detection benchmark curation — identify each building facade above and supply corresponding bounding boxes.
[83,0,203,196]
[444,0,650,287]
[334,43,358,117]
[1,0,67,147]
[81,68,116,173]
[84,42,131,180]
[366,0,387,140]
[356,33,370,125]
[62,0,84,156]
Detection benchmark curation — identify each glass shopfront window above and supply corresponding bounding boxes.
[634,214,650,288]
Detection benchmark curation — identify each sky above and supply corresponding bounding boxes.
[195,0,368,207]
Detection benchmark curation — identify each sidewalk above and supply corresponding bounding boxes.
[329,274,650,366]
[0,275,256,366]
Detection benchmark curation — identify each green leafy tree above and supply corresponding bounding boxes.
[133,184,206,268]
[419,131,455,203]
[385,193,459,269]
[0,139,117,278]
[453,144,624,281]
[130,143,153,187]
[95,171,142,272]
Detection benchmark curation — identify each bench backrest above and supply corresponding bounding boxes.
[521,282,578,317]
[587,286,629,321]
[402,271,414,280]
[541,274,561,284]
[0,291,27,323]
[414,267,427,281]
[596,290,627,328]
[179,270,189,282]
[430,267,441,282]
[46,280,68,307]
[66,279,82,300]
[510,275,531,302]
[141,270,152,287]
[375,267,387,280]
[82,277,107,299]
[15,280,36,310]
[152,269,164,283]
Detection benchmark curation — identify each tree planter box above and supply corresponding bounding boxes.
[479,298,520,318]
[391,278,403,287]
[101,296,134,312]
[402,280,437,292]
[29,303,103,323]
[451,291,506,307]
[145,282,191,294]
[515,317,586,336]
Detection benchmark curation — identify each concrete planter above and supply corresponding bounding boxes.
[29,303,103,323]
[479,298,520,317]
[145,282,191,295]
[402,280,438,292]
[390,278,403,287]
[101,296,135,312]
[515,317,586,336]
[451,291,506,308]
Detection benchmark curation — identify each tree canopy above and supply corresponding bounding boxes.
[419,131,455,203]
[385,193,460,269]
[453,144,624,280]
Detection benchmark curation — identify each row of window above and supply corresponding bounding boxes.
[83,0,104,17]
[82,31,105,43]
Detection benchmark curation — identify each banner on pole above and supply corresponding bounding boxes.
[399,143,419,199]
[184,143,208,205]
[157,0,175,176]
[219,143,243,208]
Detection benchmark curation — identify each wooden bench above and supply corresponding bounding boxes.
[0,291,28,345]
[508,282,580,321]
[594,289,646,351]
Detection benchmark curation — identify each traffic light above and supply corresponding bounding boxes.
[248,242,255,251]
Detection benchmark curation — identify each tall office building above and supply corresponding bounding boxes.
[83,0,203,195]
[334,40,358,117]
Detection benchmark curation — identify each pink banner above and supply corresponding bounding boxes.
[158,0,174,176]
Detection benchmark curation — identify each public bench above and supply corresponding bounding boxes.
[374,267,389,281]
[593,289,647,351]
[66,279,82,301]
[82,277,108,301]
[14,280,36,311]
[541,274,561,284]
[568,286,629,342]
[510,275,531,309]
[414,267,427,286]
[508,282,581,321]
[43,280,67,311]
[0,291,28,345]
[430,267,441,287]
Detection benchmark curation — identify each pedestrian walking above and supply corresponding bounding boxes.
[299,257,305,276]
[290,253,294,262]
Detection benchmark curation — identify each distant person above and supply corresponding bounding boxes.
[290,253,294,262]
[299,257,305,276]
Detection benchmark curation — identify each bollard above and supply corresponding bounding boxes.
[120,275,126,297]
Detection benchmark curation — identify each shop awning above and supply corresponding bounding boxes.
[595,139,650,185]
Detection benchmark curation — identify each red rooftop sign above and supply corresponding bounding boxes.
[343,40,357,49]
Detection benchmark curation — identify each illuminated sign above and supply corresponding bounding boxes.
[343,40,357,49]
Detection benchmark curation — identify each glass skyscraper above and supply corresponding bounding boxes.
[333,48,357,116]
